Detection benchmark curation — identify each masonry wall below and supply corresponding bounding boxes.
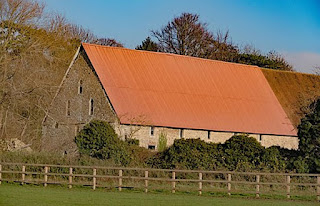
[42,52,117,153]
[118,125,299,150]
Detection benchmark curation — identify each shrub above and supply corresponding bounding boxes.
[220,134,265,171]
[298,98,320,173]
[74,120,131,165]
[146,138,222,170]
[125,138,139,146]
[147,134,292,172]
[261,146,286,172]
[157,131,167,152]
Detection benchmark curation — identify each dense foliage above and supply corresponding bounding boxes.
[72,118,317,173]
[298,98,320,173]
[135,37,159,51]
[238,52,293,71]
[75,120,131,165]
[147,135,301,172]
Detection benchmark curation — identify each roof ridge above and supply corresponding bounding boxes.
[81,42,261,69]
[82,43,319,76]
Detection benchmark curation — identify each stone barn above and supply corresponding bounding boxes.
[42,43,320,153]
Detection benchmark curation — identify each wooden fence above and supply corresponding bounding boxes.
[0,162,320,201]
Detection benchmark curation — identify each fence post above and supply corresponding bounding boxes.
[21,165,26,185]
[68,167,73,189]
[93,168,96,190]
[256,174,260,198]
[199,172,202,195]
[145,170,148,193]
[286,175,290,199]
[172,171,176,193]
[44,166,48,187]
[227,173,231,196]
[317,176,320,202]
[0,164,2,185]
[119,169,122,192]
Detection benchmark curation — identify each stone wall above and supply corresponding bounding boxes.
[42,52,117,153]
[261,135,298,149]
[117,124,299,150]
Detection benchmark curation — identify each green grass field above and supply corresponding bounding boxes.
[0,183,319,206]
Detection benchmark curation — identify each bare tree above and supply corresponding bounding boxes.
[94,38,123,47]
[210,30,239,61]
[0,0,44,25]
[152,13,238,61]
[152,13,214,58]
[0,0,124,150]
[46,14,96,43]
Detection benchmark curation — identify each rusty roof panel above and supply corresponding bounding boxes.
[82,43,297,136]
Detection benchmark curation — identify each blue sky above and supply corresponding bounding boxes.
[41,0,320,73]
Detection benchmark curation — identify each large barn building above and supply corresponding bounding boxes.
[42,43,320,153]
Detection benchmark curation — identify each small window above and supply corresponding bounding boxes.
[179,129,184,138]
[150,126,154,136]
[259,135,262,142]
[208,131,211,139]
[148,145,155,150]
[66,100,71,116]
[78,80,83,94]
[89,99,94,115]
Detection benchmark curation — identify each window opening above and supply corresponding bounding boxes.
[89,99,94,115]
[179,129,184,138]
[66,100,71,116]
[78,80,83,94]
[148,145,155,150]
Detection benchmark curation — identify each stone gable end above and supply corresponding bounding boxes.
[42,51,117,153]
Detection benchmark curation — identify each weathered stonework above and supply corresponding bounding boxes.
[261,135,298,149]
[42,50,299,153]
[42,51,117,153]
[210,132,235,143]
[116,124,299,150]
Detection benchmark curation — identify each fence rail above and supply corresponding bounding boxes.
[0,162,319,201]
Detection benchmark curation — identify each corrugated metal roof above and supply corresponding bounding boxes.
[82,43,297,136]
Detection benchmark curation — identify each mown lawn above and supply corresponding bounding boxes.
[0,183,319,206]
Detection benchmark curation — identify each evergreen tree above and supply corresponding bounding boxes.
[135,37,159,51]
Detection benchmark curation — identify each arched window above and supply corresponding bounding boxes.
[89,98,94,115]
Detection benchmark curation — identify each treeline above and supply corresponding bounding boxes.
[135,13,293,71]
[0,0,293,150]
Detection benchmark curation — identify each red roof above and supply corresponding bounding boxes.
[82,43,297,136]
